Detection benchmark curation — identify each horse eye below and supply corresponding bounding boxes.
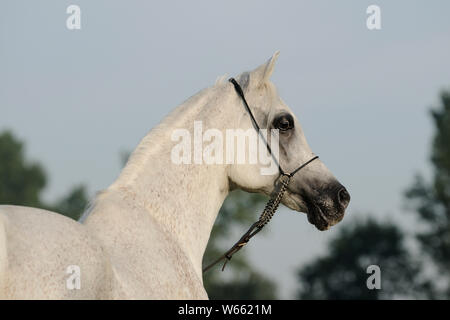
[273,114,294,131]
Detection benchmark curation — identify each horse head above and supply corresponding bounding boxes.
[227,52,350,231]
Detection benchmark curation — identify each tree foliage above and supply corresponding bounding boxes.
[0,131,46,208]
[296,218,425,300]
[0,130,88,220]
[49,185,89,221]
[405,90,450,297]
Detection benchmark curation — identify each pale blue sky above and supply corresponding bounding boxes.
[1,1,450,298]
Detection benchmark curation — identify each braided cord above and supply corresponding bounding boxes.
[257,174,290,228]
[202,174,291,273]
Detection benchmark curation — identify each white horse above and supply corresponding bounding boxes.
[0,52,350,299]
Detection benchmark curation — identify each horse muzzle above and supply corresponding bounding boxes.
[304,183,350,231]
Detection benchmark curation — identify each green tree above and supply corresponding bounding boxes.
[0,131,46,208]
[203,190,278,299]
[50,185,89,221]
[296,218,425,300]
[0,130,88,220]
[405,90,450,297]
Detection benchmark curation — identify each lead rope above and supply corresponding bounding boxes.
[202,78,318,273]
[202,174,291,273]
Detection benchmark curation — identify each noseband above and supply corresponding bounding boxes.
[202,78,319,273]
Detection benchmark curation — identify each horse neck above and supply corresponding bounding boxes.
[86,83,237,277]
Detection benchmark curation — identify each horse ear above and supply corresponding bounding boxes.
[250,51,280,87]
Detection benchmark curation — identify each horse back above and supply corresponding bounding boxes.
[0,205,113,299]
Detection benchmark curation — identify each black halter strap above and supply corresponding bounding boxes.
[202,78,319,273]
[228,78,318,177]
[229,78,284,175]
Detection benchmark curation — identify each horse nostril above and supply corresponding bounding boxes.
[338,188,350,208]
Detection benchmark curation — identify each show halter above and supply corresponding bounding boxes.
[203,78,319,273]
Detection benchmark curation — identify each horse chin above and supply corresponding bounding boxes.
[285,192,334,231]
[305,204,331,231]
